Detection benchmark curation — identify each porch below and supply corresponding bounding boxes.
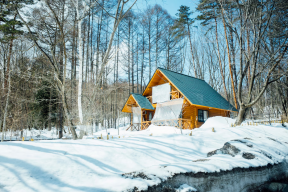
[126,118,194,131]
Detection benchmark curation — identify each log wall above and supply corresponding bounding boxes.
[182,103,231,129]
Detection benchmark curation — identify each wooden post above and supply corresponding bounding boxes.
[179,118,183,134]
[195,107,198,128]
[117,110,120,135]
[190,116,193,129]
[141,109,143,130]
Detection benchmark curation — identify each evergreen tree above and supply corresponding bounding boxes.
[34,80,58,129]
[172,5,194,39]
[196,0,229,100]
[196,0,219,26]
[0,0,34,87]
[172,5,198,78]
[0,0,34,42]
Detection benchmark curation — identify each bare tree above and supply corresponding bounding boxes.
[220,0,288,124]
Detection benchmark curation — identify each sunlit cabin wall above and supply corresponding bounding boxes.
[122,95,139,113]
[181,100,230,129]
[143,70,169,97]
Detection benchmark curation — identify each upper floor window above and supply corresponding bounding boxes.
[198,110,208,122]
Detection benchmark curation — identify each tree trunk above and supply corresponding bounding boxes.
[222,9,238,109]
[86,8,91,84]
[215,18,228,100]
[4,15,15,92]
[90,4,94,83]
[71,10,76,114]
[58,98,63,139]
[276,82,287,117]
[128,19,131,93]
[131,22,134,93]
[246,27,251,87]
[1,70,11,142]
[148,19,151,80]
[77,19,84,124]
[48,86,52,131]
[96,8,103,83]
[141,28,144,93]
[235,104,248,125]
[187,24,197,78]
[136,34,139,93]
[155,13,159,69]
[116,28,119,83]
[1,33,13,142]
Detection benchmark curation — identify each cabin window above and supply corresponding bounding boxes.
[148,112,153,121]
[198,110,208,122]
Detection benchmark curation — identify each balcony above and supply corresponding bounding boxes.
[146,90,182,105]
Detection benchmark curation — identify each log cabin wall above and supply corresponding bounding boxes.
[181,101,231,129]
[194,105,230,128]
[181,99,195,129]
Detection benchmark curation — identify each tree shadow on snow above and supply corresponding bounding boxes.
[0,155,106,192]
[2,142,120,174]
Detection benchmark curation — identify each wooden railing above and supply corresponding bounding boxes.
[127,118,193,131]
[149,118,192,129]
[141,121,151,130]
[126,123,141,131]
[170,90,180,100]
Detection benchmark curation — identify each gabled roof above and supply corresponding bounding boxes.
[132,93,154,110]
[156,68,237,111]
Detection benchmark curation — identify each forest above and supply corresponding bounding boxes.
[0,0,287,140]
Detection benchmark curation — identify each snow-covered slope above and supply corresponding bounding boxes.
[0,116,288,192]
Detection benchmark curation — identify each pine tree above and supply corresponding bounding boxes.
[173,6,197,78]
[0,0,33,89]
[196,0,229,100]
[34,80,58,129]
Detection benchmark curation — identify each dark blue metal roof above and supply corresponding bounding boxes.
[132,93,154,110]
[158,68,237,111]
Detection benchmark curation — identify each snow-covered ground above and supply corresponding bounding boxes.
[1,117,131,141]
[0,117,288,192]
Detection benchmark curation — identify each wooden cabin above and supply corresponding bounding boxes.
[122,68,237,131]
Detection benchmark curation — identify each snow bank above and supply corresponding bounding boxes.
[0,117,288,192]
[200,116,236,129]
[142,124,184,135]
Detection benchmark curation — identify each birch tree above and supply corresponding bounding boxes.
[72,0,137,125]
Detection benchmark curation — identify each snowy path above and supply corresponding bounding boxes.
[0,117,288,192]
